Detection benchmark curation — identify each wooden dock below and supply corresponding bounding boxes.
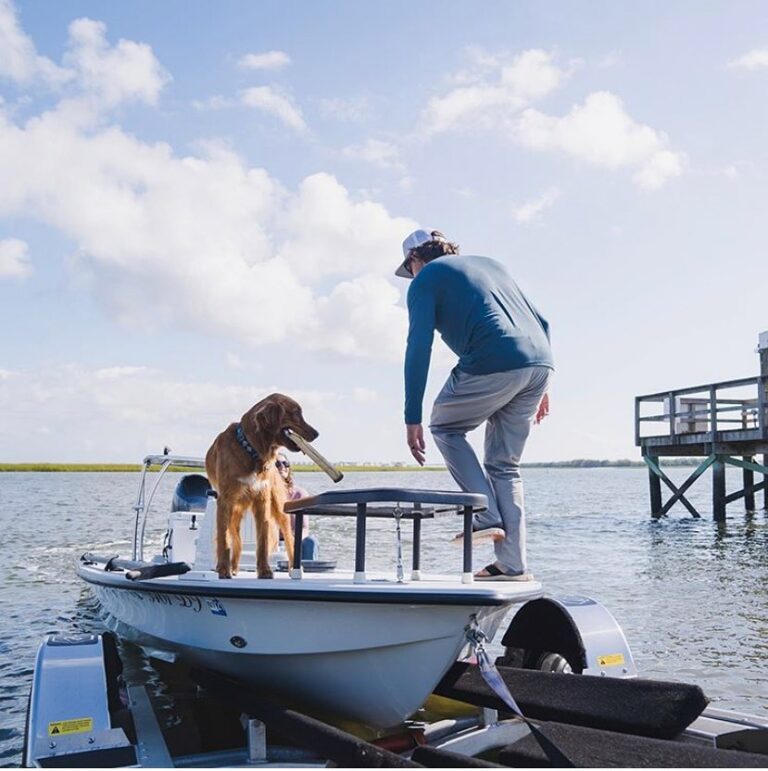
[634,336,768,520]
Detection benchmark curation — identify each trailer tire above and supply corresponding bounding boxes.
[497,598,586,674]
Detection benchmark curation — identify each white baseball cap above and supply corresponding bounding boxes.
[395,229,443,278]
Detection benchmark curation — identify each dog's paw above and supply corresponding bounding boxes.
[217,570,233,579]
[257,569,274,579]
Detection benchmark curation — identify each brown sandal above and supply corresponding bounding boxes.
[474,563,534,582]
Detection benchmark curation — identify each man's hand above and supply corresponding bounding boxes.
[534,393,550,425]
[406,424,426,466]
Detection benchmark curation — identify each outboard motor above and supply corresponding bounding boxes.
[165,474,211,563]
[171,473,210,513]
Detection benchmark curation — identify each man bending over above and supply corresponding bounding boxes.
[396,229,553,581]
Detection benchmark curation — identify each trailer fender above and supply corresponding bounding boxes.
[498,595,637,678]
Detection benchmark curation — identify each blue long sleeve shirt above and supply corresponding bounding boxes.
[404,255,553,424]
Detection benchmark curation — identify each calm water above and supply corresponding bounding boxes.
[2,467,768,765]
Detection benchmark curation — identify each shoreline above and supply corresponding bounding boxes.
[0,463,445,473]
[0,459,701,472]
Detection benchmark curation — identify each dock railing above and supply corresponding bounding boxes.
[635,375,768,448]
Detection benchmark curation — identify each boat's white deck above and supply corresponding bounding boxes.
[167,567,544,601]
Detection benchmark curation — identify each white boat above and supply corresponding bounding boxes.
[77,454,543,727]
[30,454,768,767]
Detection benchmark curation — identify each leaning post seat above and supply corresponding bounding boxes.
[171,473,211,513]
[284,487,487,582]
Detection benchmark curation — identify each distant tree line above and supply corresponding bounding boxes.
[522,458,700,468]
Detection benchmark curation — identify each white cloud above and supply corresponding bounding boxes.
[420,48,682,189]
[420,49,568,135]
[515,91,684,188]
[728,49,768,71]
[63,17,171,109]
[342,138,405,172]
[596,51,622,69]
[0,237,32,277]
[238,50,291,71]
[277,173,415,283]
[311,274,407,360]
[226,353,245,370]
[240,85,307,133]
[631,149,684,189]
[319,95,374,123]
[191,94,235,111]
[511,188,561,223]
[0,1,168,115]
[94,365,148,380]
[195,87,307,130]
[0,6,419,382]
[352,387,377,402]
[0,364,343,461]
[0,80,413,363]
[0,0,72,86]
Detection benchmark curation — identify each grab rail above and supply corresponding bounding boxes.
[132,454,207,561]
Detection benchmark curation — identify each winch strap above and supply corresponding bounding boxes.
[475,645,574,768]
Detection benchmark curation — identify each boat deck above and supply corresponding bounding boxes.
[182,568,543,602]
[80,561,543,606]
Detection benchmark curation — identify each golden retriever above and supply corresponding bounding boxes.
[205,393,319,579]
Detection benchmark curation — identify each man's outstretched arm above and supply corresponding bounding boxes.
[404,280,436,465]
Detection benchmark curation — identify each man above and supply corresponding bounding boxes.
[397,229,553,581]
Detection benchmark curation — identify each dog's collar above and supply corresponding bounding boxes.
[235,423,261,462]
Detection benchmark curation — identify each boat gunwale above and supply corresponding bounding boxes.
[77,563,541,606]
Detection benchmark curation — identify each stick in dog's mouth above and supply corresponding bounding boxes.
[283,429,344,483]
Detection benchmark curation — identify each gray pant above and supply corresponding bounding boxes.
[429,366,552,574]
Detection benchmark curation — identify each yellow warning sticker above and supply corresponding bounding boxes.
[597,653,625,667]
[48,717,93,736]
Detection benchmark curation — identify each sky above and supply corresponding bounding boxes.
[0,0,766,464]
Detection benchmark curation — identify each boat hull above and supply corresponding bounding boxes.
[80,569,521,727]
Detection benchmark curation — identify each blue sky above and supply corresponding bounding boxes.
[1,0,766,463]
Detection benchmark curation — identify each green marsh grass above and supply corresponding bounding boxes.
[0,463,444,472]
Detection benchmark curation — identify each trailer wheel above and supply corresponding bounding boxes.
[497,598,586,674]
[535,651,574,674]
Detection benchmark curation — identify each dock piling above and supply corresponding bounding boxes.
[712,458,726,522]
[764,453,768,511]
[743,457,755,512]
[648,456,663,517]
